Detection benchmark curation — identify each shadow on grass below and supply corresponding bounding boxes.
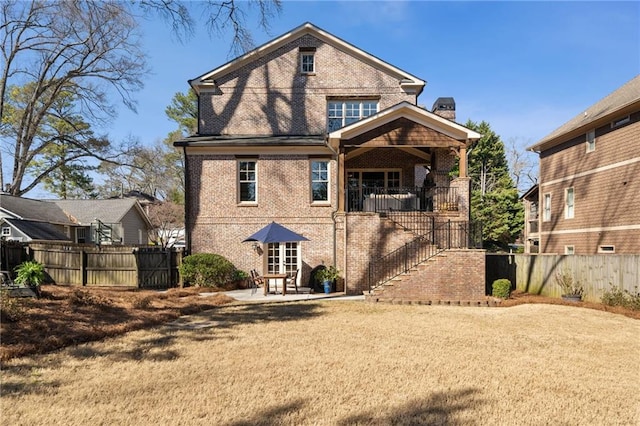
[222,388,483,426]
[64,302,324,363]
[337,388,484,425]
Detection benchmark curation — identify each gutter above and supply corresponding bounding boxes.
[182,145,191,255]
[324,136,340,279]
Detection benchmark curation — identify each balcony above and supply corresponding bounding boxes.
[346,186,459,213]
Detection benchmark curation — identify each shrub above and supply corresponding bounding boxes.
[179,253,236,288]
[555,269,584,297]
[602,285,640,311]
[601,284,627,307]
[14,260,45,296]
[492,279,512,299]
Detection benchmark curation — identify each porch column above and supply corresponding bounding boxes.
[459,146,467,178]
[337,151,345,212]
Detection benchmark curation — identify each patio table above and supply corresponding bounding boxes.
[262,273,289,296]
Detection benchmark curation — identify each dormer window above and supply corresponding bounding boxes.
[300,47,316,74]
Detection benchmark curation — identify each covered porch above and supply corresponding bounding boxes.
[328,101,481,218]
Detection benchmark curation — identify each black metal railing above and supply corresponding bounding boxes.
[346,186,458,213]
[367,220,482,292]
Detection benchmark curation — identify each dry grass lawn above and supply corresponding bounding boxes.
[2,298,639,425]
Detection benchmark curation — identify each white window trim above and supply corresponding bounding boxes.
[564,187,574,219]
[238,159,258,204]
[586,129,595,153]
[300,52,315,74]
[598,245,615,253]
[310,160,330,204]
[564,245,575,255]
[543,193,552,222]
[327,100,379,131]
[1,226,10,236]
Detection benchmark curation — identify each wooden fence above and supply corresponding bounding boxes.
[1,240,30,272]
[486,254,640,302]
[28,243,183,289]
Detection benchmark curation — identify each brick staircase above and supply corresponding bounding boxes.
[365,213,488,305]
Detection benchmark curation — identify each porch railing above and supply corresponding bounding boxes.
[346,186,458,213]
[368,220,482,292]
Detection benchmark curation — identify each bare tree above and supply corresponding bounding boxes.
[0,1,146,195]
[505,137,538,193]
[1,0,281,196]
[147,200,185,248]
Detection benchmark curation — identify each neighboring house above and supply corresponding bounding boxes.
[1,194,152,245]
[521,184,539,254]
[1,194,72,242]
[527,75,640,254]
[175,22,484,297]
[54,199,153,245]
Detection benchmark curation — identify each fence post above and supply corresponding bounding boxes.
[80,248,86,286]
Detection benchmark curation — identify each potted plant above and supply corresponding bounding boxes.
[14,260,45,297]
[555,269,584,302]
[316,265,340,294]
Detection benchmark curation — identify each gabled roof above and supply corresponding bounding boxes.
[328,101,481,145]
[189,22,425,96]
[529,75,640,152]
[0,194,72,224]
[53,199,152,228]
[3,218,71,241]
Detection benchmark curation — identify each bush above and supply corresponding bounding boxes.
[14,260,45,296]
[602,285,640,311]
[179,253,236,288]
[492,279,512,299]
[554,269,584,297]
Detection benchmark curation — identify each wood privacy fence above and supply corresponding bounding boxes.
[486,254,640,302]
[29,243,183,289]
[1,240,30,272]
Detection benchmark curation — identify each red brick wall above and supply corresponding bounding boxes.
[198,34,416,136]
[374,250,486,301]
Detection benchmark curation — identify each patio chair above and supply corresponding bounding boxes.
[286,269,299,294]
[250,269,264,294]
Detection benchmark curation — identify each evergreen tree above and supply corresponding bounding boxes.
[465,120,523,251]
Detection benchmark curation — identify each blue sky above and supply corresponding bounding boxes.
[22,1,640,196]
[114,1,639,147]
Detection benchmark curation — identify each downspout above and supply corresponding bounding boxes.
[182,145,191,255]
[325,136,340,289]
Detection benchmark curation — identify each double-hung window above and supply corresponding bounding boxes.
[311,160,329,203]
[238,160,257,203]
[565,187,574,219]
[328,100,378,131]
[301,53,314,73]
[543,193,551,222]
[586,129,595,153]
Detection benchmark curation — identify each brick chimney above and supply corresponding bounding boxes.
[431,97,455,121]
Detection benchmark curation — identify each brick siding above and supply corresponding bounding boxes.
[198,34,416,136]
[371,250,486,301]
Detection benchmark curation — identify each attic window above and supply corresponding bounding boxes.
[611,115,630,128]
[300,47,316,74]
[1,227,10,236]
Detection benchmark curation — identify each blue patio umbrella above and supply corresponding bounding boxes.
[242,221,310,244]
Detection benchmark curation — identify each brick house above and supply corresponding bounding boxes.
[176,22,485,299]
[527,75,640,254]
